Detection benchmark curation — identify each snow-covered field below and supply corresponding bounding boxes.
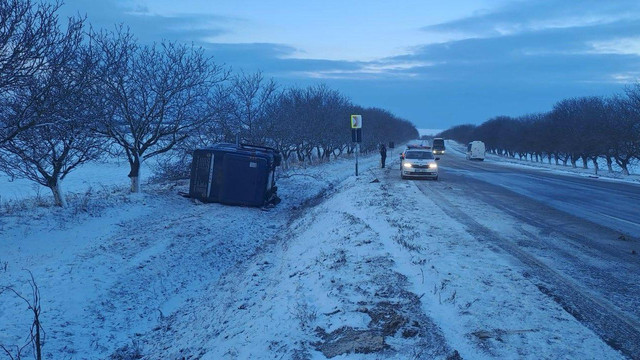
[0,157,149,203]
[0,150,626,359]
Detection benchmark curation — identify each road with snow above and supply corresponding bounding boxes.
[412,151,640,358]
[439,152,640,238]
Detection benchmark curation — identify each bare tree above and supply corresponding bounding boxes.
[0,115,102,207]
[0,0,82,144]
[1,271,45,360]
[91,27,228,192]
[607,93,640,175]
[154,83,236,180]
[230,70,277,145]
[437,124,476,145]
[314,85,351,161]
[266,87,312,167]
[0,11,96,207]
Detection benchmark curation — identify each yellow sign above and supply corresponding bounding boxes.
[350,115,362,129]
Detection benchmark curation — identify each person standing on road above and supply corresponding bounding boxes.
[379,143,387,168]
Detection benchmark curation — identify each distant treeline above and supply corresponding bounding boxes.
[438,88,640,175]
[0,0,417,206]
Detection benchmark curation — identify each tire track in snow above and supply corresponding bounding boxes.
[414,181,640,359]
[456,179,640,322]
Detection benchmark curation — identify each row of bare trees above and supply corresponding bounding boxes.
[439,87,640,175]
[0,0,418,206]
[181,81,418,169]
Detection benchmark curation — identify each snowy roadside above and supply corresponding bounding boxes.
[445,140,640,184]
[138,160,622,359]
[0,152,381,359]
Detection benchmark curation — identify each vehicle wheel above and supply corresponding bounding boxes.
[434,176,438,181]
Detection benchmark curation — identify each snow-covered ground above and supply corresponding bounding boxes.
[0,157,149,203]
[444,140,640,184]
[0,149,626,359]
[0,153,382,359]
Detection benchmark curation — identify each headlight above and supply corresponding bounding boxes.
[403,162,412,168]
[429,163,438,169]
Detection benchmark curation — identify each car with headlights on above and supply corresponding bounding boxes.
[400,147,440,180]
[432,137,446,155]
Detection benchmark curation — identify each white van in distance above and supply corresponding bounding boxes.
[466,141,485,161]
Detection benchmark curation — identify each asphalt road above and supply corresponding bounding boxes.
[440,152,640,239]
[409,150,640,358]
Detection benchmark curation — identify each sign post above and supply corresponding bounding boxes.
[351,115,362,176]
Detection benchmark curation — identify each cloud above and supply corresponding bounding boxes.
[198,44,437,80]
[589,37,640,56]
[291,61,437,80]
[57,0,234,43]
[60,0,639,83]
[391,16,640,84]
[422,0,640,39]
[51,0,640,127]
[197,3,640,83]
[609,72,640,84]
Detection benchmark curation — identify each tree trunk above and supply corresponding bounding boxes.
[49,178,67,207]
[606,156,613,172]
[305,148,313,164]
[129,157,141,193]
[324,147,332,161]
[614,157,630,175]
[592,158,599,175]
[581,155,588,169]
[621,163,630,176]
[281,152,290,170]
[35,313,42,360]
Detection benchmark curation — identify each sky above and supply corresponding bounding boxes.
[54,0,640,130]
